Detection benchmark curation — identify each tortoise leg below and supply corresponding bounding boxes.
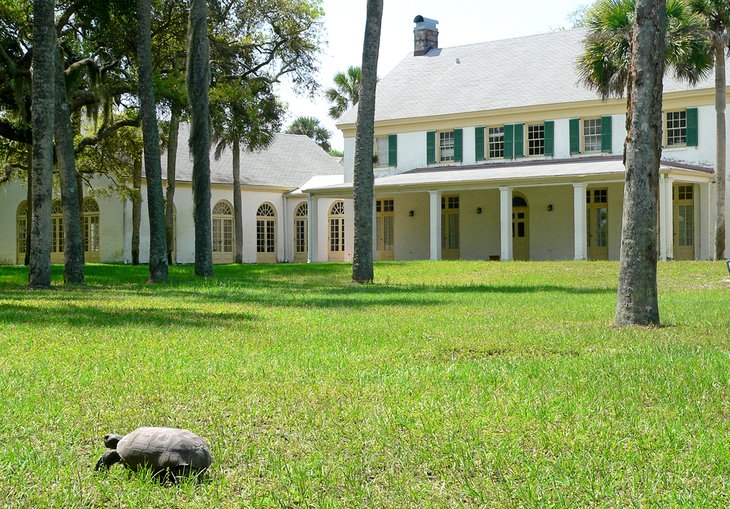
[95,450,122,471]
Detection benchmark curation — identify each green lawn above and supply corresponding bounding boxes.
[0,261,728,508]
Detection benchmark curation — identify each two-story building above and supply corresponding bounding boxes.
[305,17,725,263]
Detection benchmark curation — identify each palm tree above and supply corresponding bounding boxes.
[325,66,361,119]
[187,0,213,277]
[54,37,84,284]
[615,0,666,326]
[690,0,730,260]
[29,0,55,288]
[286,116,331,152]
[351,0,383,284]
[137,0,169,283]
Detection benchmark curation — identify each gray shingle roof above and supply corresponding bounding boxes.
[161,124,343,188]
[338,28,717,125]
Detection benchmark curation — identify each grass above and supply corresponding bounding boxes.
[0,261,728,508]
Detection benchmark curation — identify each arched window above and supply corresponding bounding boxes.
[212,200,234,263]
[82,197,100,261]
[293,202,308,262]
[328,200,345,261]
[16,201,28,264]
[256,202,277,263]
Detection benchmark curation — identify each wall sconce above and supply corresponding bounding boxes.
[476,207,482,214]
[409,210,414,217]
[547,204,553,212]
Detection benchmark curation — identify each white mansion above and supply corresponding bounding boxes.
[1,17,727,265]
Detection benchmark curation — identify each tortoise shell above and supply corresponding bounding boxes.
[116,427,212,473]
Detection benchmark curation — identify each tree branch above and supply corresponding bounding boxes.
[75,118,140,155]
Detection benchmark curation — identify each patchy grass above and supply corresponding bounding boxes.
[0,261,728,508]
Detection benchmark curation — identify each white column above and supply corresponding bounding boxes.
[659,175,668,261]
[699,181,712,260]
[663,175,675,260]
[499,186,513,261]
[429,190,442,260]
[307,194,318,263]
[281,196,289,262]
[573,183,588,260]
[372,197,378,259]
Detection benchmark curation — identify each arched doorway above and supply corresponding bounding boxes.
[441,195,460,260]
[82,197,100,262]
[256,202,277,263]
[587,188,608,260]
[328,200,345,261]
[293,202,308,263]
[512,194,529,260]
[212,200,234,263]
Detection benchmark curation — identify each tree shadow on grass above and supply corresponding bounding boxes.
[0,302,258,329]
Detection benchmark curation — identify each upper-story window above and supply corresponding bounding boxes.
[375,136,389,167]
[488,126,504,158]
[583,118,602,152]
[439,130,455,162]
[527,123,544,156]
[666,110,687,146]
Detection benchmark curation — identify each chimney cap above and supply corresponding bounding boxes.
[413,15,438,31]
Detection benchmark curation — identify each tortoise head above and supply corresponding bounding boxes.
[103,434,123,449]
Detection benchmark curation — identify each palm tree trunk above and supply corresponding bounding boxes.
[714,38,726,260]
[132,157,142,265]
[232,137,243,264]
[165,104,181,265]
[352,0,383,284]
[54,38,84,285]
[29,0,56,288]
[615,0,665,326]
[137,0,169,283]
[187,0,213,276]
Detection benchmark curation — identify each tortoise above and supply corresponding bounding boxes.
[95,427,213,479]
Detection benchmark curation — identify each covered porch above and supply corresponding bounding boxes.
[305,158,714,263]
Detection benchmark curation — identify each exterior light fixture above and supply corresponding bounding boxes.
[547,204,553,211]
[476,207,482,214]
[409,210,414,217]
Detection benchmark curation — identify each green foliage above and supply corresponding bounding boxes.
[578,0,712,99]
[0,261,727,506]
[286,115,331,152]
[325,65,361,119]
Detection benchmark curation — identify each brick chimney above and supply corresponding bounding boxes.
[413,15,438,56]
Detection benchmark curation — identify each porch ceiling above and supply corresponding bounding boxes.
[305,157,713,197]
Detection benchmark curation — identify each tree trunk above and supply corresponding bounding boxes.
[187,0,213,277]
[54,38,84,285]
[29,0,56,288]
[24,152,32,266]
[137,0,169,283]
[714,39,726,260]
[352,0,383,284]
[132,157,142,265]
[615,0,666,326]
[165,105,181,265]
[232,137,243,264]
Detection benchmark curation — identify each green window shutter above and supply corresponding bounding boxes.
[601,116,612,153]
[426,131,436,164]
[454,128,463,162]
[544,121,554,157]
[475,127,485,161]
[504,124,514,159]
[569,118,580,155]
[686,108,698,147]
[514,123,524,159]
[388,134,397,166]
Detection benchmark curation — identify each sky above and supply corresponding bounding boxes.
[278,0,589,151]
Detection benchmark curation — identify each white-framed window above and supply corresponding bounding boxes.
[374,136,389,167]
[583,118,602,152]
[439,130,455,162]
[527,124,544,156]
[666,110,687,146]
[212,200,234,255]
[488,126,504,158]
[256,203,276,255]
